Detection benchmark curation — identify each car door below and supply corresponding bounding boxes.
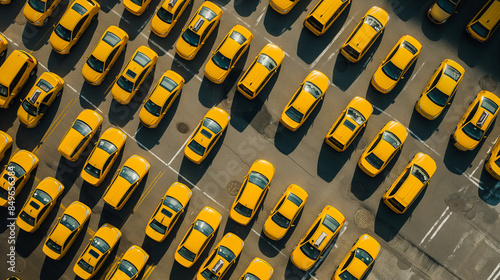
[72,15,88,43]
[105,47,119,74]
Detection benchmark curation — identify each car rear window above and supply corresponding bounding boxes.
[159,76,178,92]
[229,30,247,44]
[364,15,383,31]
[132,52,152,67]
[443,64,461,81]
[287,192,303,206]
[481,97,499,114]
[322,214,340,232]
[102,31,121,47]
[401,40,418,55]
[71,3,88,15]
[199,6,216,21]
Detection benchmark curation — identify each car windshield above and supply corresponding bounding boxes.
[60,214,80,231]
[194,220,214,236]
[22,100,38,116]
[72,119,92,136]
[182,29,200,47]
[46,239,62,253]
[342,45,360,60]
[144,100,161,117]
[248,171,269,189]
[117,76,134,93]
[163,195,183,212]
[8,162,26,178]
[234,202,252,217]
[92,236,111,253]
[28,0,45,13]
[436,0,456,13]
[411,164,430,184]
[383,131,402,149]
[96,140,117,154]
[178,246,196,261]
[382,61,403,80]
[364,15,383,31]
[157,7,173,24]
[470,22,489,39]
[33,189,52,205]
[218,245,236,262]
[462,122,483,141]
[300,243,320,260]
[187,140,206,156]
[54,24,71,42]
[212,51,231,70]
[285,106,304,123]
[355,248,374,265]
[339,271,357,280]
[427,87,448,107]
[443,64,461,82]
[199,6,217,20]
[271,211,290,228]
[19,211,35,226]
[365,153,384,170]
[84,163,101,178]
[77,259,94,274]
[87,55,104,73]
[303,81,323,98]
[119,166,140,184]
[481,97,499,114]
[118,260,138,277]
[323,214,340,232]
[200,269,218,280]
[346,107,366,125]
[203,118,223,134]
[159,76,178,92]
[258,53,277,71]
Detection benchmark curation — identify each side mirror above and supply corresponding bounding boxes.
[401,76,405,80]
[291,224,295,227]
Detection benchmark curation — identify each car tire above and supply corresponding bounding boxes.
[0,50,5,57]
[92,14,97,21]
[56,88,63,98]
[36,120,41,127]
[9,99,14,106]
[44,17,49,25]
[70,45,75,53]
[30,67,37,76]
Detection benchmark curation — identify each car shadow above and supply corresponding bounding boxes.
[443,132,488,175]
[257,208,302,258]
[263,0,312,37]
[317,127,366,182]
[177,129,227,185]
[390,0,430,22]
[274,100,323,155]
[47,19,99,77]
[39,218,89,280]
[100,0,121,13]
[478,168,500,206]
[118,0,160,41]
[331,30,384,91]
[407,102,451,141]
[135,92,181,150]
[223,203,261,241]
[233,0,259,17]
[374,188,426,242]
[296,4,350,64]
[0,0,26,31]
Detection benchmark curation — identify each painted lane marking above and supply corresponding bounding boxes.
[487,263,500,280]
[402,61,425,92]
[309,18,352,70]
[419,206,450,246]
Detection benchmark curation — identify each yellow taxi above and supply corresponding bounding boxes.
[81,127,127,186]
[124,0,151,16]
[151,0,191,37]
[0,34,7,57]
[466,0,500,42]
[332,234,381,280]
[269,0,300,14]
[112,46,158,105]
[280,70,330,131]
[175,206,222,268]
[371,35,422,94]
[205,25,253,84]
[415,59,465,120]
[184,107,230,164]
[139,70,184,128]
[427,0,463,24]
[103,155,150,210]
[239,258,274,280]
[23,0,62,26]
[49,0,100,55]
[145,182,192,242]
[0,150,39,207]
[340,6,389,63]
[263,184,308,241]
[104,245,149,280]
[0,130,13,162]
[0,50,38,109]
[485,137,500,180]
[383,152,436,214]
[16,177,64,233]
[229,159,275,226]
[358,121,408,177]
[290,205,345,271]
[42,201,91,260]
[196,233,244,280]
[17,72,64,128]
[304,0,351,36]
[325,96,373,152]
[0,0,10,5]
[175,1,222,60]
[73,223,122,279]
[452,91,500,151]
[58,109,103,162]
[237,43,284,100]
[82,26,129,85]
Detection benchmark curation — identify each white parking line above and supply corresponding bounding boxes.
[309,18,352,70]
[419,207,450,246]
[111,9,130,24]
[221,6,251,28]
[402,61,425,92]
[255,6,267,25]
[4,35,19,47]
[168,132,193,165]
[39,62,49,71]
[487,263,500,280]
